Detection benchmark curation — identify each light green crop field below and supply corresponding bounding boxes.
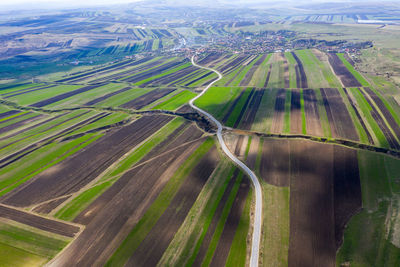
[194,86,242,120]
[0,218,71,266]
[337,151,400,267]
[8,84,81,106]
[284,52,298,88]
[152,90,197,111]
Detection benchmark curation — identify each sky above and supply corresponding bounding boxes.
[0,0,396,10]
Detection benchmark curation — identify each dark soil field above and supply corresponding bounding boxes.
[290,89,302,134]
[260,138,290,187]
[271,89,286,133]
[320,88,359,141]
[121,60,183,83]
[288,139,336,267]
[1,115,172,207]
[120,88,175,109]
[327,53,361,87]
[222,89,246,124]
[303,89,323,136]
[0,204,80,237]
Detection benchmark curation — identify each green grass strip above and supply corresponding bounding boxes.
[314,88,332,138]
[337,53,370,87]
[106,138,214,267]
[283,90,291,133]
[195,87,241,121]
[152,90,197,111]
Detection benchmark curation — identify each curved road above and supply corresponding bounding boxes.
[190,56,262,267]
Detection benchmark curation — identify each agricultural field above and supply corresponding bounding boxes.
[1,1,400,267]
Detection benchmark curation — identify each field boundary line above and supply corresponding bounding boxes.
[190,55,262,267]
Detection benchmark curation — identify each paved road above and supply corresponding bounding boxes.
[190,56,262,267]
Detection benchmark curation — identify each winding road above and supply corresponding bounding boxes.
[190,55,262,267]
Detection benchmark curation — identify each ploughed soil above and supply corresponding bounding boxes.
[290,89,302,134]
[258,138,362,267]
[320,88,359,141]
[0,204,80,237]
[303,89,323,136]
[271,89,286,133]
[327,53,361,87]
[84,86,132,105]
[1,115,172,207]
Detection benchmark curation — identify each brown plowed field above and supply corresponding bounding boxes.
[333,146,361,249]
[288,140,336,267]
[120,88,175,109]
[30,84,105,108]
[327,53,361,87]
[291,52,308,88]
[0,110,20,120]
[50,133,205,266]
[185,72,213,86]
[271,89,286,133]
[260,138,290,187]
[84,86,132,105]
[32,196,71,214]
[320,88,359,141]
[284,139,361,267]
[0,204,80,237]
[281,54,290,88]
[246,136,260,169]
[210,177,250,267]
[290,89,302,134]
[1,115,172,207]
[303,89,323,136]
[240,89,265,130]
[126,147,220,266]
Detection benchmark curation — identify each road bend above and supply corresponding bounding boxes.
[190,55,262,267]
